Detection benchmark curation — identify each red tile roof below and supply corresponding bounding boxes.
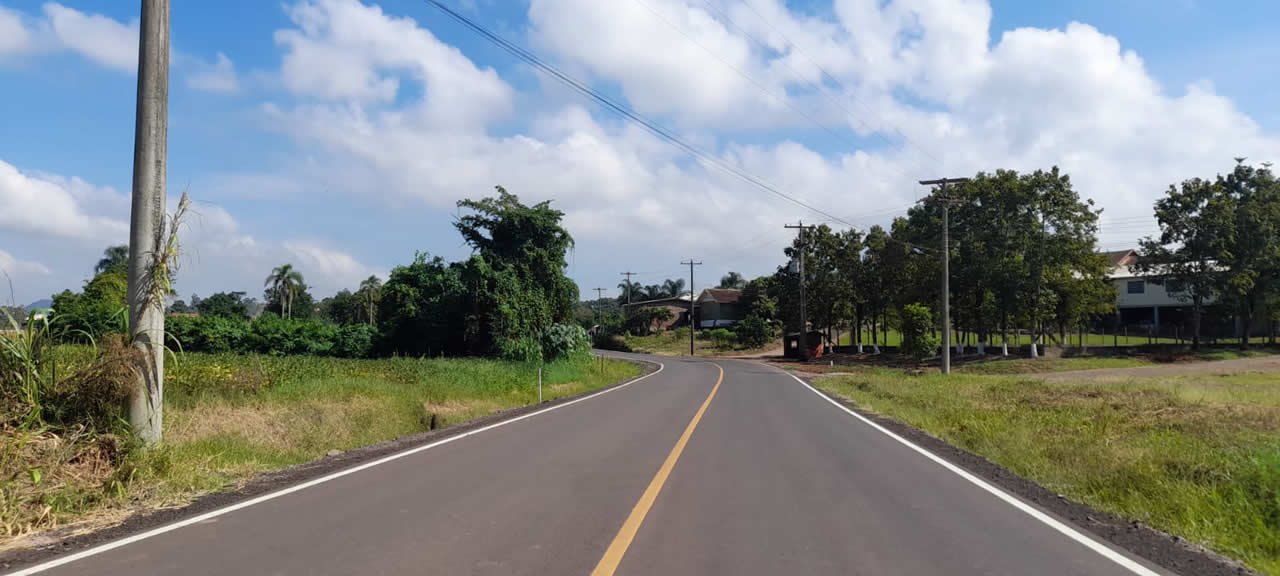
[701,288,742,304]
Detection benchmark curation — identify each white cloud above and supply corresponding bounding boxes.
[42,2,139,72]
[284,241,381,292]
[186,52,240,93]
[0,5,33,58]
[0,249,52,287]
[0,158,378,304]
[0,158,128,240]
[274,0,512,128]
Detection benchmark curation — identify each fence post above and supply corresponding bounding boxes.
[538,366,543,403]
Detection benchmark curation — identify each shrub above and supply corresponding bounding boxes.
[166,315,248,354]
[735,314,774,348]
[708,328,735,349]
[592,333,632,352]
[497,335,543,363]
[900,303,940,360]
[542,323,589,361]
[247,314,338,356]
[332,324,377,359]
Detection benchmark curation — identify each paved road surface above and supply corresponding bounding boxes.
[15,355,1172,576]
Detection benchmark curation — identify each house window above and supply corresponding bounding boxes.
[1127,280,1145,294]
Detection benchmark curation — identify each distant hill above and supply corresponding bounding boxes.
[26,299,52,311]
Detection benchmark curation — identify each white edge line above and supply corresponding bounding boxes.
[7,361,666,576]
[782,370,1164,576]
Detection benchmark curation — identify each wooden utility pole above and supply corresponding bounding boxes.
[919,178,969,375]
[128,0,170,445]
[681,260,702,355]
[620,271,635,307]
[785,222,817,360]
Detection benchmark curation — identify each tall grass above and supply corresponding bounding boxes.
[815,369,1280,574]
[0,349,641,545]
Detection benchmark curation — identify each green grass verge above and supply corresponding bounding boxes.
[622,330,774,356]
[2,350,642,545]
[812,369,1280,574]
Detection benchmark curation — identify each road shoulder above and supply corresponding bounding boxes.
[785,366,1258,576]
[0,358,660,574]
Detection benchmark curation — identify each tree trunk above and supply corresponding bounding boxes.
[1191,295,1202,350]
[1240,302,1252,350]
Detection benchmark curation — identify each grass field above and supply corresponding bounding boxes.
[812,367,1280,574]
[836,330,1206,348]
[1,349,641,547]
[623,329,776,357]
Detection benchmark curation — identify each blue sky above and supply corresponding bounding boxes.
[2,0,1278,306]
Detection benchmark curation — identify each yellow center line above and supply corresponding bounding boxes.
[591,363,724,576]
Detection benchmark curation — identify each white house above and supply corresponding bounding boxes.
[1104,249,1212,334]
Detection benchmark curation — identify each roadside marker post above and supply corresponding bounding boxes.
[538,366,543,403]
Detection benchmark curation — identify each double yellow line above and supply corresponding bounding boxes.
[591,363,723,576]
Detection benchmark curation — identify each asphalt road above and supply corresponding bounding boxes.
[16,355,1173,576]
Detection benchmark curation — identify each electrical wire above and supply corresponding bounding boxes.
[420,0,939,257]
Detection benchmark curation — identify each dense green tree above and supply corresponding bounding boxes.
[50,270,128,340]
[195,291,250,319]
[318,290,363,325]
[1136,177,1231,348]
[167,299,192,314]
[378,254,467,356]
[452,187,578,360]
[739,276,778,322]
[1217,161,1280,348]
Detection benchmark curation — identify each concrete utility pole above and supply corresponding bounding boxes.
[592,287,606,326]
[681,260,702,356]
[128,0,170,445]
[919,178,970,375]
[785,222,817,360]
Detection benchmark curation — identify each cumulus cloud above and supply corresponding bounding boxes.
[284,241,382,292]
[186,52,240,93]
[0,249,52,285]
[42,2,139,72]
[0,5,33,58]
[274,0,512,128]
[0,158,129,240]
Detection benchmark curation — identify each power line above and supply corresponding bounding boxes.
[421,0,854,228]
[422,0,938,260]
[631,0,877,159]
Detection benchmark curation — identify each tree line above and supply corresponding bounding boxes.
[43,187,590,362]
[723,162,1279,353]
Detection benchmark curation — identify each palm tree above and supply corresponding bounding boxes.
[617,280,642,305]
[718,272,746,289]
[357,275,382,326]
[642,284,662,300]
[662,278,686,298]
[264,264,305,319]
[95,245,129,274]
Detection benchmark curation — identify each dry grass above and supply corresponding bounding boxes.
[0,351,643,549]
